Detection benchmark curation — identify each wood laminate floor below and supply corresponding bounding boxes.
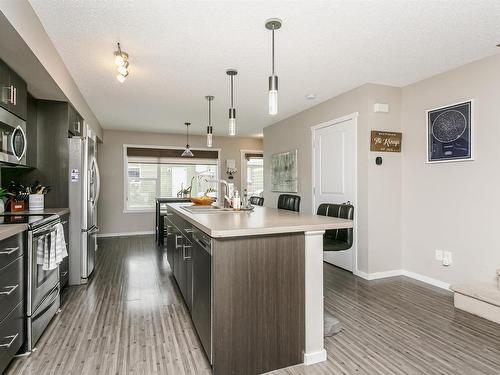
[6,235,500,375]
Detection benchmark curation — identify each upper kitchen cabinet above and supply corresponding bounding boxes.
[0,59,27,120]
[68,104,83,136]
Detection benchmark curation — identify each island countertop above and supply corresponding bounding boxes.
[167,202,353,238]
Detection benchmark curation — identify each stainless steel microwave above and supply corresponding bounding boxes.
[0,106,27,166]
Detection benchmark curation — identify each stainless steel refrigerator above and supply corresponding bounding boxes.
[68,133,101,285]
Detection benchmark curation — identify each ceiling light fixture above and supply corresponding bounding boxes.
[114,42,130,83]
[181,122,194,157]
[205,95,214,147]
[265,18,282,115]
[226,69,238,136]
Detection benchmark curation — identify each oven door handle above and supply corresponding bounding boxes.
[34,229,56,238]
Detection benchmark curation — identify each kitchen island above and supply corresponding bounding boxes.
[164,202,353,375]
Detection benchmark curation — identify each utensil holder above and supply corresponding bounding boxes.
[29,194,44,211]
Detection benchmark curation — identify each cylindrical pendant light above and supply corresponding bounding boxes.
[265,18,282,115]
[226,69,238,136]
[205,95,214,147]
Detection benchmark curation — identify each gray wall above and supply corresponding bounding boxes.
[263,84,402,274]
[97,129,262,235]
[401,53,500,285]
[264,53,500,285]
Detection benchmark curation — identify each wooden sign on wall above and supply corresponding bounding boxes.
[370,130,402,152]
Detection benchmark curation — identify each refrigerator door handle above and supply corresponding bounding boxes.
[94,158,101,205]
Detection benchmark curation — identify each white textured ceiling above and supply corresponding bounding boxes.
[29,0,500,137]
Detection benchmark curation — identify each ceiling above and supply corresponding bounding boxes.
[0,11,66,102]
[29,0,500,137]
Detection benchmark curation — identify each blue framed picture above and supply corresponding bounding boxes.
[427,100,473,163]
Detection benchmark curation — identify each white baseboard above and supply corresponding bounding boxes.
[354,269,450,290]
[401,270,450,290]
[303,349,327,365]
[354,269,404,280]
[97,230,154,238]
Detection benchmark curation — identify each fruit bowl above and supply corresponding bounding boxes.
[191,196,215,206]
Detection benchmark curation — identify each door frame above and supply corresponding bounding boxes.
[311,112,358,273]
[240,149,263,196]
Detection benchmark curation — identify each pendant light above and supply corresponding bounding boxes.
[226,69,237,136]
[114,42,130,83]
[265,18,282,115]
[205,96,214,147]
[181,122,194,157]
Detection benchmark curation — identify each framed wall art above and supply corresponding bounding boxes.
[271,149,298,192]
[426,100,473,163]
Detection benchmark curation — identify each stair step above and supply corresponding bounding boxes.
[451,283,500,308]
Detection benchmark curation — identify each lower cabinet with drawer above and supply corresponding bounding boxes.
[0,302,24,374]
[0,231,26,374]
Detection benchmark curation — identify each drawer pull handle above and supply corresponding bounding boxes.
[165,213,174,216]
[183,244,192,260]
[0,285,18,296]
[0,333,18,348]
[185,228,194,233]
[61,221,68,225]
[0,247,19,255]
[61,271,68,277]
[175,235,182,249]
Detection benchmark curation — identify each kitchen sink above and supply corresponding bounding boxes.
[181,205,236,214]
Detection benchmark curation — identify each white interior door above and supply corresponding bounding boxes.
[313,115,356,271]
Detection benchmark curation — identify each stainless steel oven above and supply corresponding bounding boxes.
[0,106,27,166]
[27,216,60,351]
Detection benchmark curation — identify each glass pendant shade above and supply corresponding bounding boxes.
[269,89,278,115]
[181,147,194,157]
[116,73,126,83]
[114,54,126,66]
[228,117,236,136]
[206,133,213,147]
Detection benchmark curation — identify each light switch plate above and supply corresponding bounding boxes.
[435,249,443,261]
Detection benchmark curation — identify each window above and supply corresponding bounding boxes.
[125,146,219,211]
[242,152,263,197]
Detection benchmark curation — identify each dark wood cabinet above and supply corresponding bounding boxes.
[8,69,27,120]
[68,104,82,136]
[0,60,10,113]
[0,231,26,374]
[166,211,193,311]
[0,59,27,120]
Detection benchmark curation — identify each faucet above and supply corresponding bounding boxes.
[207,179,232,208]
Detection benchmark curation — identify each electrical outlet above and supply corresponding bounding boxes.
[435,250,443,261]
[442,251,453,266]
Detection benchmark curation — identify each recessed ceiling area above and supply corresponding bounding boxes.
[29,0,500,137]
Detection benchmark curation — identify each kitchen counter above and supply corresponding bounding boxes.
[0,224,28,241]
[167,202,353,238]
[1,208,70,216]
[165,202,353,374]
